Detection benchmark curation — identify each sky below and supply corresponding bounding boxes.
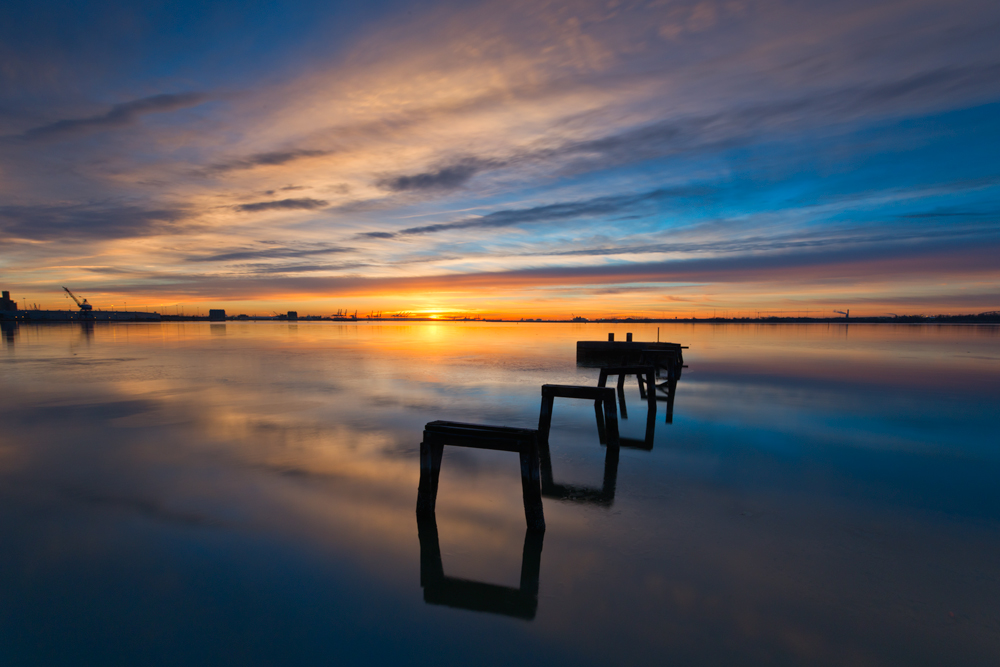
[1,0,998,318]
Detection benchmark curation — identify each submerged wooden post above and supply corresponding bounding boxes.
[661,376,677,424]
[416,440,444,516]
[520,448,545,531]
[644,369,656,414]
[538,393,555,445]
[616,373,627,418]
[602,392,619,446]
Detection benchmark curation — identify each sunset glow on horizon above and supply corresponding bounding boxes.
[2,0,998,318]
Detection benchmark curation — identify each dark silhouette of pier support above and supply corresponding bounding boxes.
[628,350,681,423]
[654,376,678,424]
[417,515,543,620]
[639,348,685,382]
[417,421,545,532]
[595,366,659,447]
[538,384,619,448]
[597,365,656,419]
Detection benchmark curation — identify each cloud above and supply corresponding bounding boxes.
[528,64,1000,171]
[21,92,206,141]
[234,198,328,213]
[392,186,706,236]
[85,234,1000,301]
[209,149,331,173]
[378,158,498,191]
[850,64,1000,109]
[0,203,189,240]
[232,262,371,274]
[189,244,353,262]
[533,220,1000,259]
[481,238,1000,287]
[4,0,1000,316]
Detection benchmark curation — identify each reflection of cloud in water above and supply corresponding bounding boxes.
[59,487,222,528]
[0,322,998,664]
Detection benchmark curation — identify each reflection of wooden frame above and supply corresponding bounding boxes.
[538,436,620,505]
[649,376,678,425]
[597,365,656,419]
[537,384,620,447]
[416,421,545,532]
[616,406,658,451]
[417,516,543,621]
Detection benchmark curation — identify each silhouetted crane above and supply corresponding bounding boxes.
[834,309,850,319]
[63,287,93,311]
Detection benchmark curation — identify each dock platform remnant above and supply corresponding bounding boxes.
[417,421,545,532]
[577,337,685,377]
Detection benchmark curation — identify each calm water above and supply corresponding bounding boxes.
[1,321,999,665]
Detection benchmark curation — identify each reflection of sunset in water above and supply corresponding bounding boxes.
[1,322,998,664]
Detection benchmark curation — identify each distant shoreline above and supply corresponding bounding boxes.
[163,313,1000,324]
[5,314,999,325]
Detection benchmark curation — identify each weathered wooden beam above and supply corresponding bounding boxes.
[417,421,545,532]
[541,384,615,400]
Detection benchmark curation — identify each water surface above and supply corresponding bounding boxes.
[1,322,998,665]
